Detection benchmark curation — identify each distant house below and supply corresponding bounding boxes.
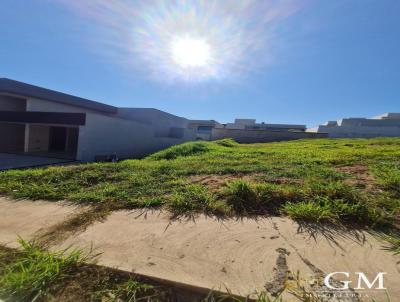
[187,120,221,141]
[0,78,196,162]
[211,118,326,143]
[310,113,400,138]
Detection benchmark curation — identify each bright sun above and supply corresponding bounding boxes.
[171,36,211,68]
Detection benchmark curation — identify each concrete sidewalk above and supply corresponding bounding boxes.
[0,197,79,247]
[1,197,399,300]
[0,153,73,170]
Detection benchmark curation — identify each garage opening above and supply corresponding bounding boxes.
[0,123,25,153]
[27,125,79,159]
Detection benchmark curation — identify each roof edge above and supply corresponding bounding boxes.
[0,78,117,114]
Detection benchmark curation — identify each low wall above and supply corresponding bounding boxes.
[211,128,327,143]
[317,125,400,138]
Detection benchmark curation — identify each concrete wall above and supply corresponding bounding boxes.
[0,123,25,152]
[0,95,26,111]
[317,125,400,138]
[212,128,327,143]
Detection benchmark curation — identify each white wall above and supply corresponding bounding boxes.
[26,98,195,161]
[77,112,189,161]
[318,125,400,138]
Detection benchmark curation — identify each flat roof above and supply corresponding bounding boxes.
[0,78,117,114]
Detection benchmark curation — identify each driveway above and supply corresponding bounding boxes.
[0,153,73,170]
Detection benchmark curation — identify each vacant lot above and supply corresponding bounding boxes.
[0,138,400,227]
[1,138,400,301]
[1,138,399,228]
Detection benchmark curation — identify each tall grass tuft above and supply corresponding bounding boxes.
[224,180,259,214]
[168,184,228,215]
[213,138,238,147]
[148,141,211,160]
[0,238,85,301]
[283,201,335,222]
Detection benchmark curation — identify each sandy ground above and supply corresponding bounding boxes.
[1,197,399,300]
[0,197,79,248]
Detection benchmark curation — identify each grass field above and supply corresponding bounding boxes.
[1,138,399,228]
[1,138,399,301]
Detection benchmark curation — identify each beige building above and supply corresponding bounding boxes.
[311,113,400,138]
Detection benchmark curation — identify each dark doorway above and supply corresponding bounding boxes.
[66,128,79,156]
[49,127,67,152]
[0,123,25,153]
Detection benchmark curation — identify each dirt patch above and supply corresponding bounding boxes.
[188,174,251,191]
[265,247,291,296]
[188,173,301,191]
[47,263,175,302]
[336,165,379,193]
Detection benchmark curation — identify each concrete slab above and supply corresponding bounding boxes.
[57,210,400,299]
[0,197,79,248]
[0,153,72,170]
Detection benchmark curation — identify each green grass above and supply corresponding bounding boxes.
[92,278,156,302]
[283,201,335,222]
[0,138,399,227]
[0,238,85,301]
[168,184,229,215]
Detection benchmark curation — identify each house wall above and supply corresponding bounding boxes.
[117,108,195,140]
[77,112,189,161]
[0,123,25,152]
[25,98,195,161]
[212,128,327,143]
[0,95,26,111]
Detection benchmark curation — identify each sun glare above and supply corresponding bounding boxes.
[171,36,211,68]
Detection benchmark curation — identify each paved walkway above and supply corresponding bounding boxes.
[1,197,399,300]
[0,153,72,170]
[0,197,79,247]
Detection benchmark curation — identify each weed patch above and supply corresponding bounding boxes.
[0,138,399,227]
[148,141,211,160]
[168,184,228,215]
[0,238,85,301]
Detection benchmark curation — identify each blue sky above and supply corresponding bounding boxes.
[0,0,399,127]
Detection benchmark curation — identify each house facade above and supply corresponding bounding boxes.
[0,78,195,162]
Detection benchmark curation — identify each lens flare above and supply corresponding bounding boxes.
[171,36,211,68]
[59,0,304,83]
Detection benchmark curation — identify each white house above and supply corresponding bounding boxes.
[0,78,196,162]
